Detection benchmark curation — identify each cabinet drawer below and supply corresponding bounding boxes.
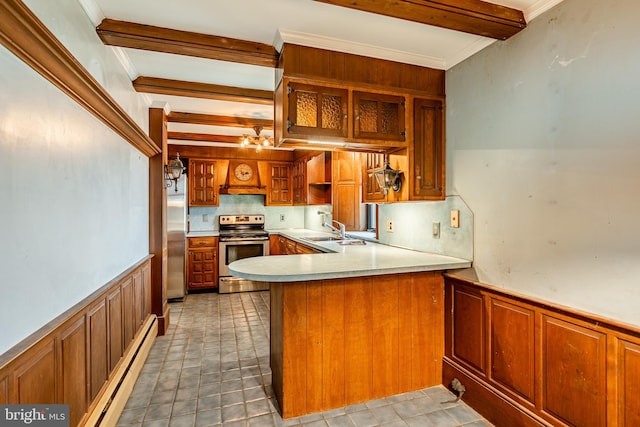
[187,236,218,248]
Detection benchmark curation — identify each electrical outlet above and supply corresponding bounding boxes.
[386,219,394,232]
[450,210,460,228]
[280,214,285,222]
[432,221,440,239]
[202,214,208,222]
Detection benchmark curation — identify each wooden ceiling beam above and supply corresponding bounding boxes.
[312,0,526,40]
[168,112,273,129]
[168,132,243,144]
[133,76,273,105]
[97,18,278,67]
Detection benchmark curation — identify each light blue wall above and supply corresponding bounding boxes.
[0,0,150,355]
[446,0,640,324]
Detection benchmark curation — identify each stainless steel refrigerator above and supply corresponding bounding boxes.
[167,174,187,300]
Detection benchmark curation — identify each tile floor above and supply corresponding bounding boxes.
[117,291,493,427]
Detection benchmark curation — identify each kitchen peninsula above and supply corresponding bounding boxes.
[230,231,471,418]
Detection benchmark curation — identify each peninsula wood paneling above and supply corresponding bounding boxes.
[344,278,373,403]
[371,275,400,398]
[0,258,152,426]
[490,299,535,402]
[322,281,346,410]
[618,339,640,426]
[271,271,444,418]
[444,274,640,427]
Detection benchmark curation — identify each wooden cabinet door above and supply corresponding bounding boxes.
[268,162,292,205]
[186,237,218,290]
[411,98,445,200]
[287,82,348,138]
[188,159,217,206]
[362,152,386,202]
[292,155,308,205]
[353,91,405,141]
[333,151,362,231]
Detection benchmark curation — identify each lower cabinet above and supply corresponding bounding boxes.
[186,237,218,291]
[272,234,323,255]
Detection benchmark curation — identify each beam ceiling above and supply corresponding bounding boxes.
[133,77,273,105]
[97,18,279,68]
[313,0,526,40]
[167,112,273,129]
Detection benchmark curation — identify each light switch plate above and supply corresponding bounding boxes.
[450,210,460,228]
[432,222,440,238]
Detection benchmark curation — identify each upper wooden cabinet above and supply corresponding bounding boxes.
[353,91,405,142]
[278,78,408,151]
[188,159,217,206]
[267,162,292,206]
[287,82,348,139]
[410,98,445,200]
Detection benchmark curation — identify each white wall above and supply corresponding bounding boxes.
[0,0,150,355]
[447,0,640,325]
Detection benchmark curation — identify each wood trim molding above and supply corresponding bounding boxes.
[0,0,160,157]
[313,0,526,40]
[168,112,273,129]
[133,76,273,105]
[97,18,278,68]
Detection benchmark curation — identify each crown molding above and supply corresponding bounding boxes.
[524,0,565,21]
[276,28,447,70]
[76,0,104,26]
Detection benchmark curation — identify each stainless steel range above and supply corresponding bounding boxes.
[218,214,270,293]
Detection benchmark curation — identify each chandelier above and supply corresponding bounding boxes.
[241,125,273,150]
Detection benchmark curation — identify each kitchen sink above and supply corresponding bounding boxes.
[301,236,342,242]
[301,236,366,245]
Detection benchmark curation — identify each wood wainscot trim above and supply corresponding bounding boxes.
[0,0,159,157]
[443,272,640,427]
[0,257,154,427]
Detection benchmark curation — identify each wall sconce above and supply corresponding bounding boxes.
[374,156,402,195]
[165,153,186,192]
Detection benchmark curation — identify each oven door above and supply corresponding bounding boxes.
[219,239,269,276]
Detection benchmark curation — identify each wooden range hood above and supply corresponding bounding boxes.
[219,159,267,195]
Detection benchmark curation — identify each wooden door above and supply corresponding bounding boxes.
[188,159,217,206]
[362,152,386,202]
[411,98,444,200]
[268,162,292,205]
[332,151,362,231]
[292,155,307,205]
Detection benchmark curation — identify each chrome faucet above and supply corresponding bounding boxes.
[323,219,346,239]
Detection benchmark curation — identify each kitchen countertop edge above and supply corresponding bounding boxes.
[229,229,472,282]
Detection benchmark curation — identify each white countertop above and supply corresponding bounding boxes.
[186,231,219,237]
[229,229,471,282]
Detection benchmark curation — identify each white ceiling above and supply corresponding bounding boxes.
[80,0,563,146]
